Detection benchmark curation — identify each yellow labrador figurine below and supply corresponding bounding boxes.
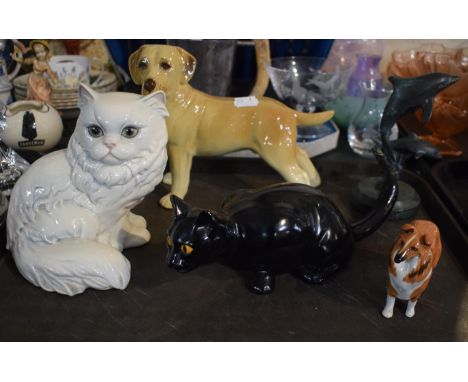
[129,44,334,209]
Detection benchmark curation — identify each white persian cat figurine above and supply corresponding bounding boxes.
[6,84,169,295]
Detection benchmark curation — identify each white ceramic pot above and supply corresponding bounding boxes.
[2,100,63,152]
[49,55,104,88]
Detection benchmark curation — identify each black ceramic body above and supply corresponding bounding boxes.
[224,184,354,268]
[167,149,398,295]
[167,185,353,293]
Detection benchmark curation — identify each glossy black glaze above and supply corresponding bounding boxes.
[22,111,37,140]
[167,151,398,294]
[390,133,441,160]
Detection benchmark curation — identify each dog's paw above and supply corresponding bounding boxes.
[309,174,321,187]
[160,193,174,209]
[162,172,172,185]
[405,307,416,318]
[381,308,393,319]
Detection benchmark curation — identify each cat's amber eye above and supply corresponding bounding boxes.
[87,125,104,138]
[166,236,173,247]
[181,244,193,255]
[121,126,140,139]
[159,61,172,71]
[138,57,149,70]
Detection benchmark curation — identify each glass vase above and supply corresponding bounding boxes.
[347,82,398,158]
[331,53,384,129]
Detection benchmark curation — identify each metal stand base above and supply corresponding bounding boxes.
[351,176,420,221]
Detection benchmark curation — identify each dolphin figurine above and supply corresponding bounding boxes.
[381,73,459,138]
[378,73,458,167]
[390,133,442,160]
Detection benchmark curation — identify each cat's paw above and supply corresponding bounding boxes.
[122,227,151,249]
[162,172,172,185]
[247,269,275,295]
[128,212,147,228]
[160,193,174,209]
[294,264,338,284]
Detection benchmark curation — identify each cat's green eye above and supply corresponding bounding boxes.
[181,244,193,255]
[166,236,173,247]
[87,125,104,138]
[121,126,140,139]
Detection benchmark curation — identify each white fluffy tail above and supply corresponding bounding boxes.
[13,238,131,296]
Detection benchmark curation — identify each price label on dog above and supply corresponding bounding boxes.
[234,96,259,108]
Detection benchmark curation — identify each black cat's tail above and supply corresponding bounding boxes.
[350,147,399,241]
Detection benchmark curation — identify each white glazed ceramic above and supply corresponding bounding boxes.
[6,84,169,295]
[2,100,63,152]
[0,191,7,228]
[49,55,104,88]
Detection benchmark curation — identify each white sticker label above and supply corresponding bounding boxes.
[234,96,259,108]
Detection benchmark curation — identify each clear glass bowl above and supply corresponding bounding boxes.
[266,56,352,112]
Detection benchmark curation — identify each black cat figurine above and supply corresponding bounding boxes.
[167,149,398,294]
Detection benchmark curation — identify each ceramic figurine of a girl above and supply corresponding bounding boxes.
[11,40,58,103]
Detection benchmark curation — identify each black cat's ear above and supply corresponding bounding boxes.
[78,83,99,109]
[170,195,191,220]
[195,210,217,239]
[196,210,218,225]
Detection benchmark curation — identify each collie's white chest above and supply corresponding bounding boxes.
[390,257,432,300]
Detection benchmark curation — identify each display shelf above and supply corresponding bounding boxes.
[0,138,466,341]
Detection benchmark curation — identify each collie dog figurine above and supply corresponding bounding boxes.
[382,220,442,318]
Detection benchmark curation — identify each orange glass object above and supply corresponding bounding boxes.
[387,45,468,156]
